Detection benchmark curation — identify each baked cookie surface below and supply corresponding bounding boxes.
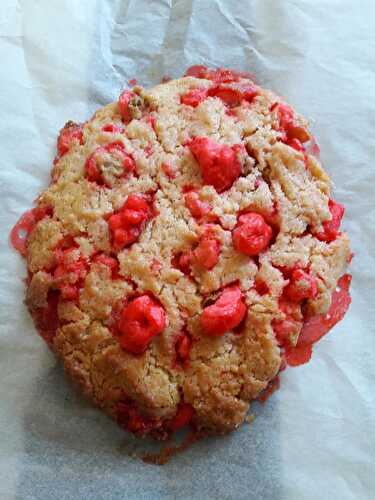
[11,66,352,437]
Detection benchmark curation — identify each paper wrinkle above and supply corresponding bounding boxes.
[322,354,373,409]
[0,0,375,499]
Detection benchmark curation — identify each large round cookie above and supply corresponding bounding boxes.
[11,66,352,438]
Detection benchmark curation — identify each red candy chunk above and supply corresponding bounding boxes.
[144,143,153,158]
[121,195,150,224]
[272,317,302,345]
[117,400,160,436]
[151,258,162,274]
[185,65,210,79]
[93,253,119,278]
[285,344,313,366]
[31,289,60,344]
[284,269,318,302]
[276,103,309,143]
[314,199,345,243]
[126,409,151,434]
[57,122,84,158]
[185,66,252,84]
[161,163,177,179]
[53,248,88,301]
[172,251,192,275]
[10,205,52,256]
[168,403,195,431]
[239,84,258,103]
[108,194,151,251]
[184,191,212,219]
[201,285,246,336]
[85,154,103,184]
[299,274,351,345]
[178,252,192,274]
[277,103,294,130]
[180,88,208,107]
[85,141,135,185]
[279,297,302,318]
[232,212,272,256]
[285,138,305,152]
[305,136,321,157]
[209,86,240,107]
[208,83,257,107]
[181,83,257,109]
[101,123,124,134]
[254,279,269,296]
[285,274,352,366]
[207,68,250,83]
[118,90,135,123]
[272,297,302,346]
[188,137,241,193]
[118,295,166,354]
[193,236,221,270]
[175,333,191,364]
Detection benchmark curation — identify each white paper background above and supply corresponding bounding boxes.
[0,1,374,499]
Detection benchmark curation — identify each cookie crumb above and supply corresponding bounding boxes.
[245,414,255,424]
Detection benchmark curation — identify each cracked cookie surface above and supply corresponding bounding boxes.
[11,66,352,438]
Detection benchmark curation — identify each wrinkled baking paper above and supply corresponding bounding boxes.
[0,0,374,499]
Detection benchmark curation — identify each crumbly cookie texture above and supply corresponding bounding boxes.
[11,66,352,438]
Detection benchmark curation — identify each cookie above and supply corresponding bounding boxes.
[11,66,352,438]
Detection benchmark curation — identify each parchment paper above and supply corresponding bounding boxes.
[1,1,374,499]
